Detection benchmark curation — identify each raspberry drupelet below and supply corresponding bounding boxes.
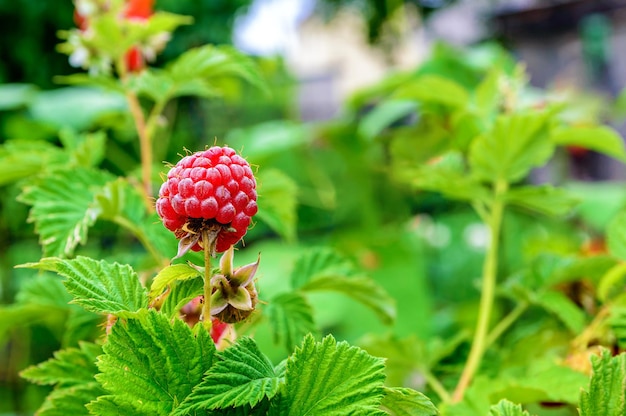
[156,146,258,256]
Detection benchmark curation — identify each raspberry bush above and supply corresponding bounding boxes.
[6,1,626,415]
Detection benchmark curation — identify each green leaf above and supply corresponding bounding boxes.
[255,168,298,243]
[608,211,626,261]
[380,387,438,416]
[265,292,317,352]
[21,342,101,386]
[534,290,586,334]
[59,129,107,168]
[300,275,396,325]
[290,248,355,290]
[160,277,204,319]
[91,310,216,416]
[394,75,469,108]
[579,349,626,416]
[15,274,71,308]
[21,341,105,416]
[167,45,267,96]
[28,87,127,131]
[54,74,124,93]
[598,263,626,303]
[405,152,489,202]
[18,168,114,257]
[95,177,147,224]
[488,400,532,416]
[23,256,147,317]
[552,126,626,162]
[37,383,105,416]
[358,100,417,140]
[0,140,68,186]
[173,337,282,414]
[278,334,387,416]
[469,113,554,183]
[149,264,201,301]
[0,82,38,110]
[505,185,579,217]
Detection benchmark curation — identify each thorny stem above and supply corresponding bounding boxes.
[202,229,213,333]
[452,179,508,402]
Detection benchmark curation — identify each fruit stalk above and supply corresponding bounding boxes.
[202,229,213,333]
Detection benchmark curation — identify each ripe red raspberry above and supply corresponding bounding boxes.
[156,146,258,255]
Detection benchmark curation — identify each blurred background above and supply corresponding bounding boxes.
[3,0,626,414]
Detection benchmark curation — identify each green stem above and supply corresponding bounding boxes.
[116,58,154,211]
[202,229,213,333]
[452,179,508,402]
[485,301,528,348]
[113,215,163,265]
[423,369,452,403]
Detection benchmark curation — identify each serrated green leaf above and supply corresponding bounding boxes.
[59,129,107,168]
[95,177,147,225]
[94,310,216,416]
[300,275,396,325]
[15,274,71,308]
[37,382,105,416]
[24,256,147,316]
[173,337,282,414]
[290,248,355,290]
[580,349,626,416]
[394,75,469,108]
[598,262,626,303]
[265,292,317,352]
[18,168,114,257]
[149,264,202,301]
[86,395,142,416]
[255,168,298,243]
[405,152,489,202]
[608,211,626,262]
[168,45,267,95]
[473,69,502,118]
[160,277,204,318]
[505,185,579,217]
[358,100,417,140]
[380,387,438,416]
[0,140,68,186]
[127,11,192,43]
[534,290,586,333]
[493,359,589,405]
[21,342,101,386]
[279,334,387,416]
[469,113,554,183]
[552,126,626,162]
[488,400,532,416]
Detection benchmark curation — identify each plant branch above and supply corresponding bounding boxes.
[116,58,154,211]
[485,300,528,348]
[423,368,452,403]
[202,229,213,333]
[452,179,508,402]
